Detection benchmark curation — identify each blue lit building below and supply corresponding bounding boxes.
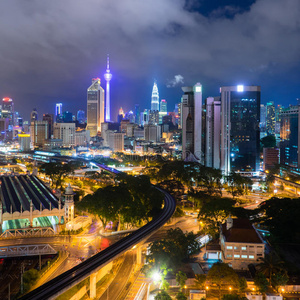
[220,85,261,175]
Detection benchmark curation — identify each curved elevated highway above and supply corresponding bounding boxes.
[20,162,176,300]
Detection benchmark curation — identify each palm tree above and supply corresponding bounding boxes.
[257,252,285,282]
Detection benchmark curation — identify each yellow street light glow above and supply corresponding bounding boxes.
[206,286,209,290]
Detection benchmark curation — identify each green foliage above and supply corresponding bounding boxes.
[226,172,253,198]
[261,135,276,148]
[155,290,172,300]
[77,174,164,229]
[271,272,289,292]
[145,228,199,275]
[176,291,188,300]
[254,197,300,243]
[23,269,39,293]
[257,252,285,281]
[206,263,239,300]
[195,274,206,289]
[176,271,187,291]
[222,294,247,300]
[238,277,248,292]
[254,273,269,293]
[39,162,75,189]
[174,206,185,217]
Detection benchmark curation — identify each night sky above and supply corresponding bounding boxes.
[0,0,299,121]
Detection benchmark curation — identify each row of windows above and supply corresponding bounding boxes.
[226,245,263,250]
[227,254,255,259]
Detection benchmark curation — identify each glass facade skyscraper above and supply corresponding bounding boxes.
[220,86,260,175]
[151,82,159,111]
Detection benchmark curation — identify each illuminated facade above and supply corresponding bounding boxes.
[30,121,49,148]
[87,78,105,136]
[266,101,275,135]
[103,55,112,122]
[220,85,260,175]
[279,105,300,169]
[53,122,75,147]
[2,98,14,125]
[151,81,159,111]
[159,99,167,124]
[181,83,203,161]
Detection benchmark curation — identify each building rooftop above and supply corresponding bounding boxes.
[0,175,59,213]
[221,218,263,244]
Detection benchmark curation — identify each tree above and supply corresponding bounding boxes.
[23,269,39,292]
[176,292,188,300]
[226,172,252,198]
[155,290,172,300]
[206,263,239,300]
[261,135,276,148]
[254,273,269,294]
[271,272,289,292]
[257,252,285,282]
[195,274,206,289]
[222,294,247,300]
[176,271,187,291]
[238,277,248,293]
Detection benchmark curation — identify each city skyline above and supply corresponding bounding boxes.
[0,0,300,120]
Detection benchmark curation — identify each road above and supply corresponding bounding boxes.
[99,251,134,300]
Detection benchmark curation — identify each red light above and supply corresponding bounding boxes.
[2,97,12,102]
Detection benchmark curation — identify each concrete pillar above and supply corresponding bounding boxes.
[137,246,142,265]
[29,201,33,227]
[90,273,97,299]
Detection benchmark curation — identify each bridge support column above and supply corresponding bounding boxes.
[90,273,97,299]
[29,201,33,227]
[137,246,142,265]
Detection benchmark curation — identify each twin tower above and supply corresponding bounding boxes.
[86,55,112,137]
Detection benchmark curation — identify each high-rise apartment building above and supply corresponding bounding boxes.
[220,85,260,175]
[151,82,159,111]
[279,105,300,169]
[159,99,167,124]
[205,97,221,168]
[86,78,105,137]
[53,122,75,147]
[104,55,112,122]
[266,101,275,135]
[181,83,203,161]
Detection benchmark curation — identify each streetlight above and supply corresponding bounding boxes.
[229,286,232,293]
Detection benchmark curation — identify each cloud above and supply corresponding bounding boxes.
[0,0,299,118]
[167,75,184,88]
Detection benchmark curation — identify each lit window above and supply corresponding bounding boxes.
[241,247,247,250]
[227,254,232,258]
[234,246,238,250]
[249,255,254,259]
[234,255,240,258]
[241,255,247,258]
[227,246,233,249]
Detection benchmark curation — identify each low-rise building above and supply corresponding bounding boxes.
[220,217,265,270]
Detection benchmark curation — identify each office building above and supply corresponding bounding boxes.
[42,113,53,138]
[18,133,31,151]
[178,102,182,129]
[63,111,73,123]
[75,130,90,146]
[30,108,38,122]
[86,78,105,137]
[30,121,49,148]
[104,55,112,122]
[144,124,161,143]
[263,148,279,171]
[55,103,62,122]
[205,97,221,169]
[107,131,124,151]
[159,99,167,124]
[2,98,14,125]
[220,85,260,175]
[77,110,85,124]
[0,118,9,140]
[141,110,149,126]
[266,101,275,135]
[279,105,300,169]
[149,110,159,125]
[181,83,203,161]
[260,104,266,131]
[151,81,159,111]
[53,122,75,147]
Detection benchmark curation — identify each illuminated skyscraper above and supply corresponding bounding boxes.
[266,101,275,135]
[181,83,203,162]
[2,98,14,125]
[104,55,112,122]
[159,99,167,124]
[220,85,260,175]
[151,81,159,111]
[87,78,105,136]
[55,103,62,120]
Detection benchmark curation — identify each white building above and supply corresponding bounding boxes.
[205,97,221,169]
[18,133,31,151]
[181,83,203,162]
[220,217,265,270]
[107,131,124,152]
[86,78,105,136]
[53,122,75,147]
[75,130,90,146]
[144,124,161,143]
